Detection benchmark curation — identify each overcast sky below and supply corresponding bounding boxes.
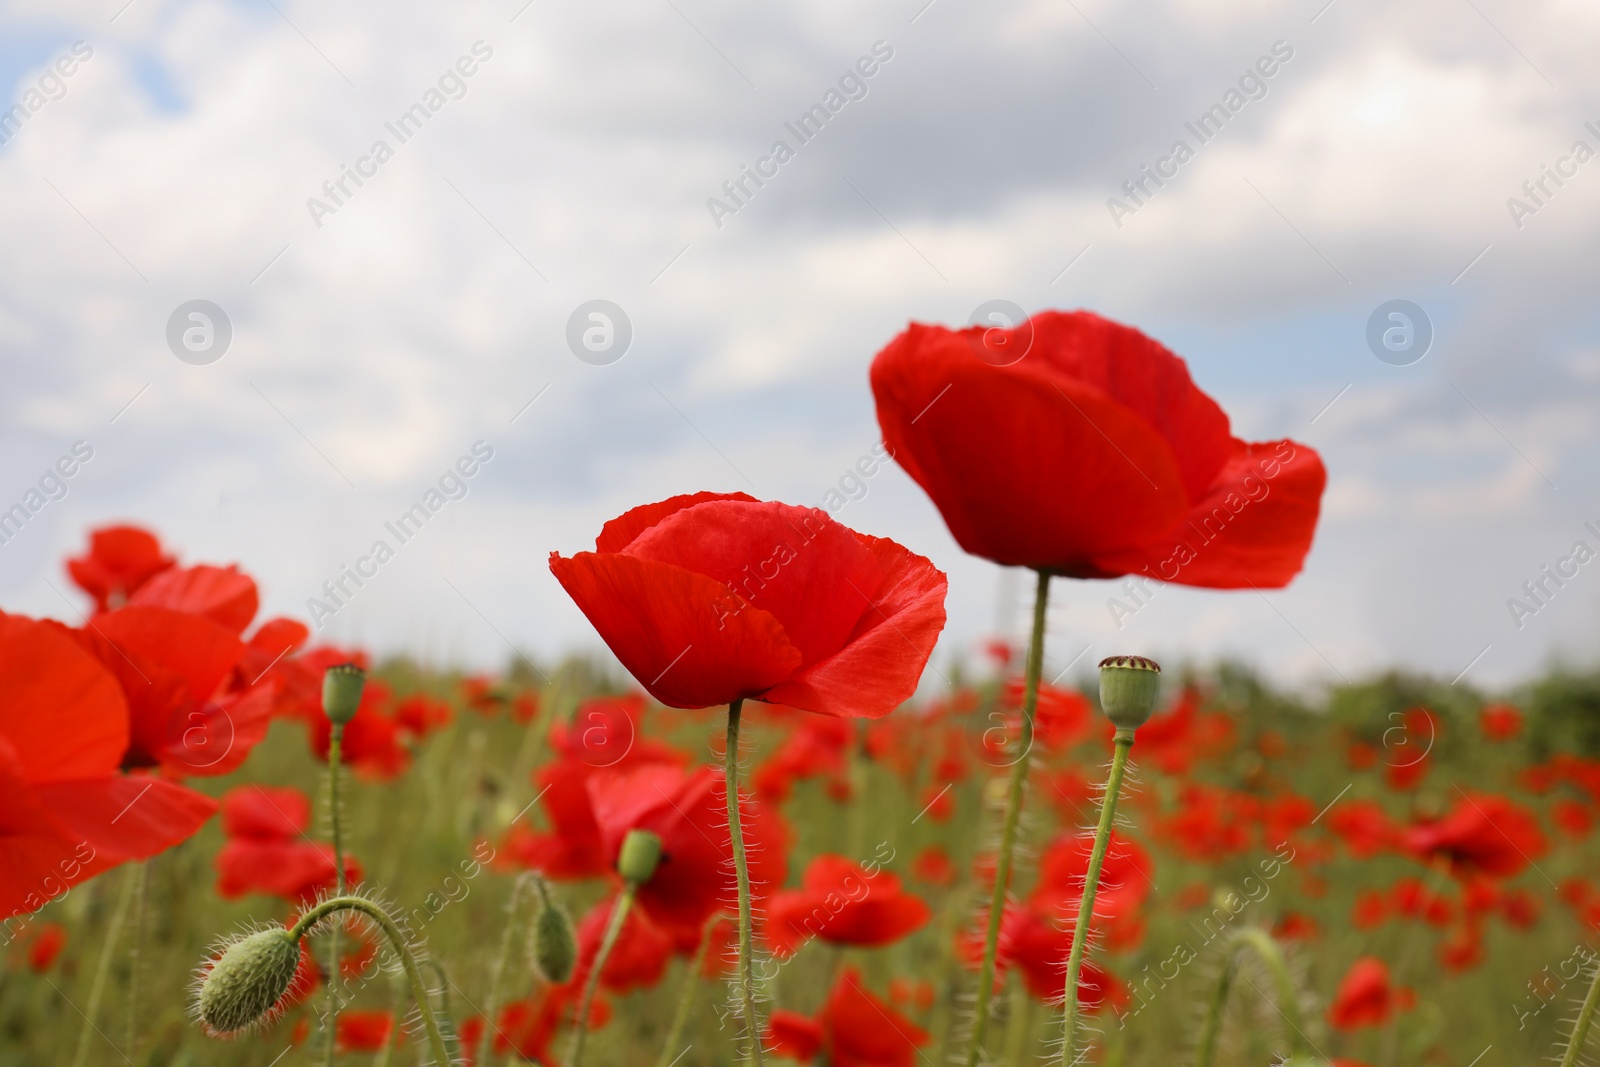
[2,0,1598,692]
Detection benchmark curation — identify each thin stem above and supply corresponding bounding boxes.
[69,863,137,1067]
[725,698,765,1067]
[1060,730,1134,1066]
[654,915,719,1067]
[477,874,532,1066]
[289,896,453,1067]
[325,724,347,1067]
[964,568,1051,1067]
[1190,928,1305,1067]
[1001,974,1034,1066]
[1560,956,1600,1067]
[567,886,636,1067]
[124,859,149,1061]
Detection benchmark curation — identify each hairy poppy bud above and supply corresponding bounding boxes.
[196,928,301,1035]
[531,899,577,983]
[322,664,366,726]
[617,829,663,885]
[1098,655,1160,732]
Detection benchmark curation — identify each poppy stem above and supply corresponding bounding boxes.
[725,697,767,1067]
[325,724,347,1067]
[69,861,137,1067]
[1561,954,1600,1067]
[1190,927,1304,1067]
[567,885,636,1067]
[1002,973,1035,1066]
[655,914,719,1067]
[1059,729,1134,1067]
[478,873,533,1067]
[289,895,453,1067]
[123,859,149,1061]
[964,568,1051,1067]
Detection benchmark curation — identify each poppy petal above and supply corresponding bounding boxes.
[550,550,801,709]
[762,534,947,719]
[0,614,127,781]
[595,491,758,553]
[129,564,259,634]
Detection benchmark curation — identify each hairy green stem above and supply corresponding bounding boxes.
[69,862,136,1067]
[124,859,148,1061]
[1002,975,1034,1066]
[1561,957,1600,1067]
[477,874,532,1066]
[567,886,636,1067]
[655,915,719,1067]
[1191,927,1305,1067]
[290,896,453,1067]
[325,724,347,1067]
[725,698,765,1066]
[1060,729,1134,1066]
[964,569,1051,1067]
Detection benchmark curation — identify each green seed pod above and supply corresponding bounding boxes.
[531,899,577,984]
[321,663,366,726]
[196,928,302,1036]
[1098,655,1161,731]
[617,829,663,885]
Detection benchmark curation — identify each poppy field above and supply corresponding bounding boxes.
[4,313,1600,1067]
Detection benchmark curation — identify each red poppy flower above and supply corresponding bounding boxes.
[461,984,600,1067]
[1352,890,1387,930]
[767,968,929,1067]
[1032,828,1153,950]
[1274,912,1321,941]
[585,762,789,949]
[336,1010,396,1053]
[308,681,410,780]
[1404,793,1548,879]
[573,894,676,992]
[911,845,956,886]
[1479,703,1524,742]
[870,311,1326,584]
[959,903,1127,1009]
[550,493,947,717]
[0,613,216,918]
[66,525,175,612]
[765,855,931,959]
[1326,957,1413,1030]
[74,606,275,777]
[1327,800,1397,859]
[213,785,354,903]
[754,714,852,802]
[25,922,66,971]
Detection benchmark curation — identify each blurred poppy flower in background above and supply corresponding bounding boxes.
[1327,956,1414,1030]
[1479,703,1524,742]
[213,785,354,903]
[766,968,929,1066]
[1404,793,1548,879]
[765,855,931,958]
[66,524,175,612]
[870,310,1325,585]
[550,493,946,717]
[0,613,216,918]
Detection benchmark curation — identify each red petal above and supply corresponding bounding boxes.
[1088,438,1327,588]
[872,323,1190,569]
[625,500,883,667]
[0,614,127,781]
[34,775,216,864]
[222,784,312,840]
[91,606,243,706]
[130,564,259,633]
[595,491,757,553]
[762,534,946,719]
[550,551,800,709]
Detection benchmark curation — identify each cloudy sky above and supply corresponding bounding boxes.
[2,0,1598,691]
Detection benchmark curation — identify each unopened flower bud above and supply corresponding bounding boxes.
[531,900,577,984]
[322,664,366,726]
[617,829,663,885]
[1098,655,1161,732]
[196,928,301,1035]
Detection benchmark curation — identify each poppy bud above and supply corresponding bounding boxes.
[531,899,577,984]
[196,927,302,1036]
[1098,655,1160,731]
[322,664,366,726]
[617,829,663,885]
